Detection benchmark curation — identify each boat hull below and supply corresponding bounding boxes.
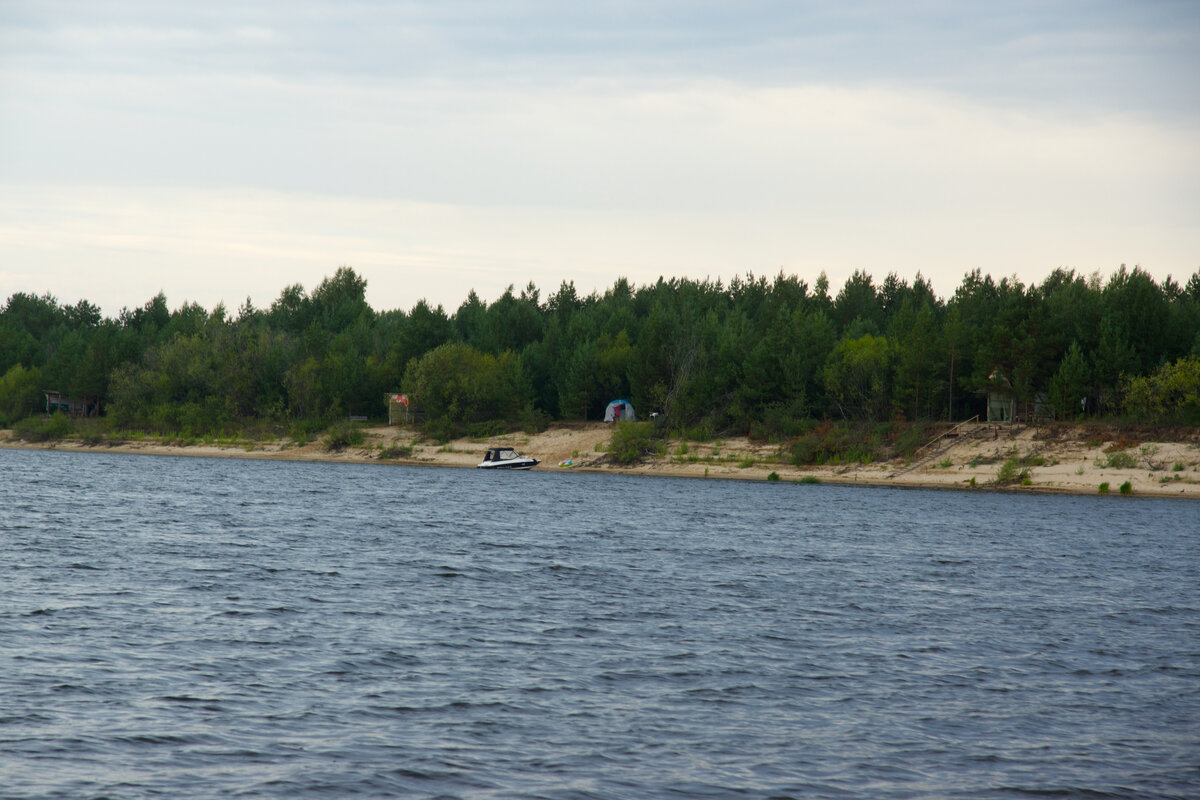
[476,458,540,470]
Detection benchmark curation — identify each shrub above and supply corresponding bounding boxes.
[519,405,551,434]
[799,475,821,484]
[13,412,72,442]
[1119,481,1133,495]
[1098,482,1110,494]
[465,420,508,439]
[1173,461,1186,472]
[0,364,44,423]
[378,444,413,459]
[1100,450,1137,469]
[766,472,780,482]
[323,420,365,451]
[609,421,658,464]
[893,424,926,459]
[994,456,1030,485]
[787,422,884,466]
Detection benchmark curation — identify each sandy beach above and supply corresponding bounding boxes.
[4,421,1199,499]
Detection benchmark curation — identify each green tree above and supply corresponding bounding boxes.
[403,343,530,433]
[1122,355,1200,424]
[0,364,43,423]
[824,334,892,419]
[1048,341,1090,419]
[311,266,371,333]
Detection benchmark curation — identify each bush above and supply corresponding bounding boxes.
[994,456,1031,485]
[323,420,365,451]
[0,364,44,423]
[1098,482,1110,494]
[787,422,883,466]
[609,421,658,464]
[750,401,810,442]
[519,404,551,434]
[1099,450,1137,469]
[1119,481,1133,495]
[13,412,73,442]
[465,420,509,439]
[378,443,413,459]
[681,425,715,443]
[767,472,780,481]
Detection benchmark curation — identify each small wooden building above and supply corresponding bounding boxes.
[985,369,1015,423]
[44,390,100,417]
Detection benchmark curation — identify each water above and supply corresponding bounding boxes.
[2,448,1197,799]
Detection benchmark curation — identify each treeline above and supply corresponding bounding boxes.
[2,265,1199,439]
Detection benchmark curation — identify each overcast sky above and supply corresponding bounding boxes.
[2,1,1198,316]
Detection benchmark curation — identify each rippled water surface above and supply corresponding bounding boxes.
[2,448,1198,799]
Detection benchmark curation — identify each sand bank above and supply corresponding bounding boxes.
[3,422,1198,498]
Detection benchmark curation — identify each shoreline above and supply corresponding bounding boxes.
[4,422,1199,499]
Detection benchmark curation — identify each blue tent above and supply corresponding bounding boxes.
[603,399,635,422]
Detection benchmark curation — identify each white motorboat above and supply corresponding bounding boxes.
[477,447,540,470]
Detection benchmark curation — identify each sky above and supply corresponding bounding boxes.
[1,1,1198,317]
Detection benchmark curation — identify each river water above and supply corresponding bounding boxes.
[1,448,1197,799]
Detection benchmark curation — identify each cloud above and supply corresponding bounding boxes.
[1,1,1196,317]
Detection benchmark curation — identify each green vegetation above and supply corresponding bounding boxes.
[1099,482,1110,494]
[1119,481,1133,495]
[3,264,1199,442]
[608,421,662,464]
[322,420,365,452]
[377,443,413,459]
[993,449,1047,485]
[1097,450,1138,469]
[766,471,780,481]
[994,456,1030,485]
[12,411,72,442]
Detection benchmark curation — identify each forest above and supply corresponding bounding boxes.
[2,265,1199,443]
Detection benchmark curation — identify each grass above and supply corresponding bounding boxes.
[1119,480,1133,495]
[1098,482,1110,494]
